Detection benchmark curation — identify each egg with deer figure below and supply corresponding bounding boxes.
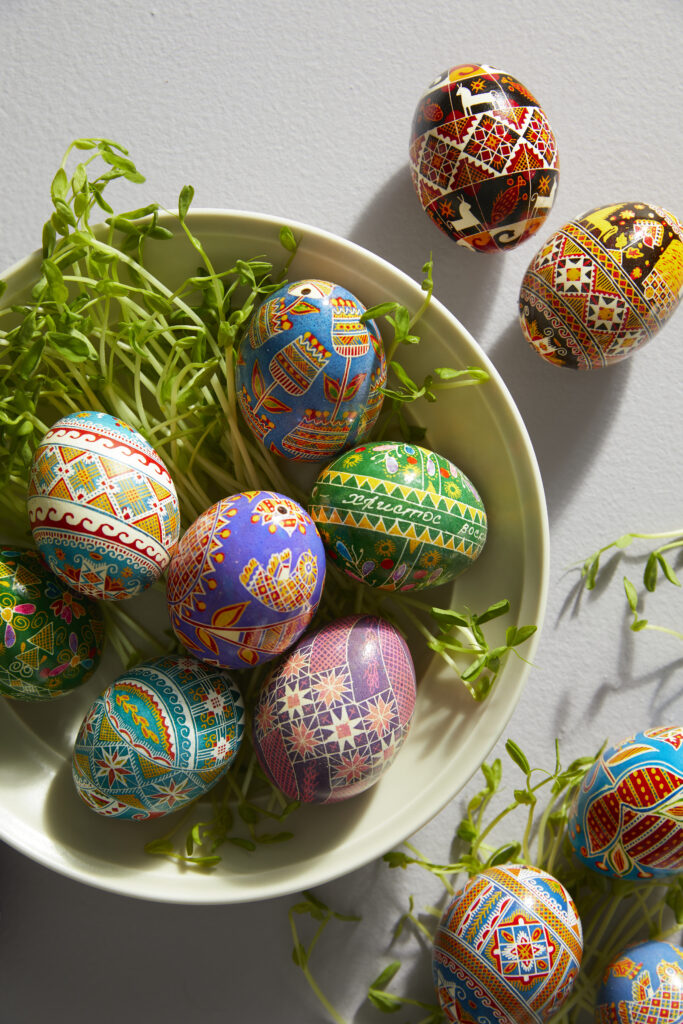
[409,63,559,252]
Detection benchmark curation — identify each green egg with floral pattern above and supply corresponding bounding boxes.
[309,442,487,591]
[0,546,105,700]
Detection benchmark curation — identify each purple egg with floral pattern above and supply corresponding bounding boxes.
[235,279,386,461]
[596,940,683,1024]
[252,615,416,803]
[167,491,325,669]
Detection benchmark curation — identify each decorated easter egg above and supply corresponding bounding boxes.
[409,63,559,252]
[433,864,583,1024]
[27,411,180,599]
[72,654,245,820]
[567,725,683,879]
[167,491,325,669]
[519,202,683,368]
[309,442,487,591]
[0,546,104,700]
[235,279,386,461]
[596,940,683,1024]
[252,615,416,803]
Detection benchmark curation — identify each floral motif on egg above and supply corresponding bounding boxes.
[433,864,583,1024]
[235,279,386,461]
[252,615,416,803]
[72,655,245,820]
[27,411,180,599]
[568,725,683,879]
[519,202,683,368]
[409,63,559,252]
[0,546,104,700]
[596,941,683,1024]
[309,442,487,591]
[167,491,325,669]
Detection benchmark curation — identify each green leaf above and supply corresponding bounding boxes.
[513,788,535,805]
[51,167,69,203]
[644,552,658,592]
[178,184,195,222]
[46,331,96,363]
[367,990,402,1012]
[505,739,531,775]
[657,553,681,587]
[583,553,600,589]
[278,225,298,252]
[362,301,399,321]
[623,576,639,612]
[41,259,69,304]
[370,961,402,991]
[486,842,521,866]
[506,624,537,647]
[291,942,308,968]
[475,599,511,624]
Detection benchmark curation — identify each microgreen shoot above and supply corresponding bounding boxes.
[288,892,361,1024]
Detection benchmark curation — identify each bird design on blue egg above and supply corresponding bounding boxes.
[235,280,386,461]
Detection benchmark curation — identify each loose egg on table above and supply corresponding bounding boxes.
[519,201,683,368]
[432,864,583,1024]
[309,442,487,590]
[596,940,683,1024]
[409,63,559,252]
[167,491,325,669]
[72,655,245,820]
[568,725,683,879]
[252,615,416,803]
[27,411,180,599]
[235,279,386,461]
[0,546,104,700]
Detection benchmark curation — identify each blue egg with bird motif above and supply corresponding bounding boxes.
[596,941,683,1024]
[235,280,386,461]
[72,655,245,820]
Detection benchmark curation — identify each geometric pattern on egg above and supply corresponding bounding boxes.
[567,725,683,880]
[27,411,180,600]
[596,940,683,1024]
[519,201,683,368]
[410,63,559,252]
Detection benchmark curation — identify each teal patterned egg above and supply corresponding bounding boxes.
[309,442,487,591]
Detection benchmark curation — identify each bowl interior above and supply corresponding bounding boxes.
[0,210,549,903]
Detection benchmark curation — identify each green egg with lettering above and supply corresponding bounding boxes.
[309,442,487,591]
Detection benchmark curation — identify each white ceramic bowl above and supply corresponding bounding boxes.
[0,210,548,903]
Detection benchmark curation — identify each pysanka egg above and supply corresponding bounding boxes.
[72,655,245,820]
[519,201,683,368]
[409,63,559,252]
[0,546,104,700]
[27,411,180,599]
[432,864,583,1024]
[252,615,416,803]
[309,442,487,591]
[567,725,683,879]
[235,279,386,461]
[596,940,683,1024]
[167,491,325,669]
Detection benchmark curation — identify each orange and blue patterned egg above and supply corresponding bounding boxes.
[252,615,416,804]
[235,279,386,461]
[166,491,325,669]
[0,546,104,701]
[596,940,683,1024]
[27,410,180,600]
[567,725,683,880]
[72,654,245,820]
[519,202,683,368]
[409,63,559,252]
[309,442,487,591]
[433,864,583,1024]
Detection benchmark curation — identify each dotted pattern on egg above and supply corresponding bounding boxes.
[27,411,180,600]
[72,655,245,820]
[568,725,683,880]
[252,615,416,803]
[0,546,104,700]
[309,442,487,591]
[596,941,683,1024]
[409,63,559,252]
[433,864,583,1024]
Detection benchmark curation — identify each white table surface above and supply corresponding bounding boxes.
[1,2,682,1021]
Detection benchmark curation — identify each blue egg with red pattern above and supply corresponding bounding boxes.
[596,941,683,1024]
[235,280,386,462]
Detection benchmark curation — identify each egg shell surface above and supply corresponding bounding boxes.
[596,940,683,1024]
[27,411,180,600]
[433,864,583,1024]
[309,442,487,591]
[0,546,104,700]
[519,201,683,368]
[567,725,683,880]
[252,615,416,804]
[235,279,386,461]
[72,655,245,820]
[409,62,559,252]
[167,491,325,669]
